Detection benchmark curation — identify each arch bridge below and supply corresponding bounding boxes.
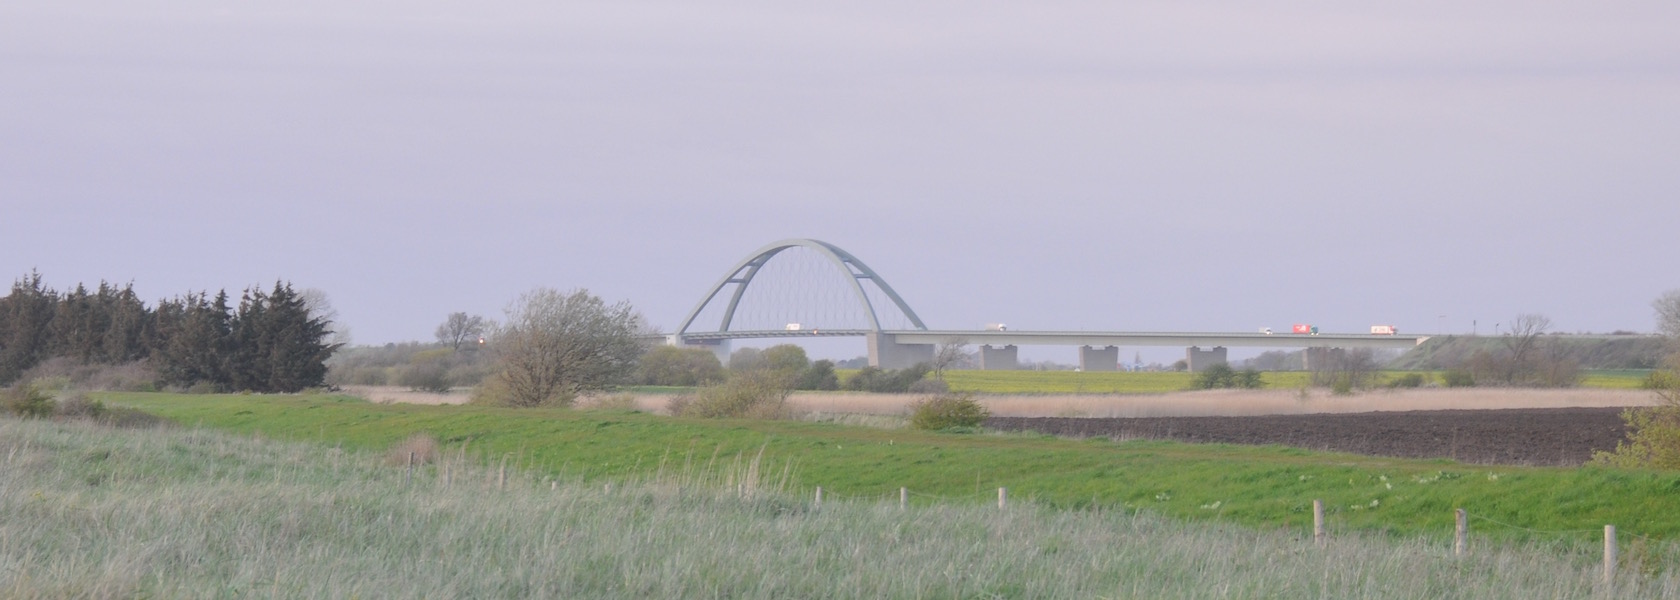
[667,239,1429,370]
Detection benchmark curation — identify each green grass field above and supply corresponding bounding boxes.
[101,392,1680,545]
[8,417,1670,598]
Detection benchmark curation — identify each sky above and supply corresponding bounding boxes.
[3,1,1678,362]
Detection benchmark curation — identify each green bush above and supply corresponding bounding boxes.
[1188,364,1264,390]
[670,371,792,419]
[1442,369,1475,388]
[1387,373,1427,389]
[908,393,989,431]
[3,383,56,419]
[399,364,452,393]
[843,364,932,393]
[55,392,107,420]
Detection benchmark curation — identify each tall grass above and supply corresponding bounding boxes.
[99,392,1680,542]
[2,417,1677,598]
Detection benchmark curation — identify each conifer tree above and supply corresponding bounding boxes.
[0,272,59,385]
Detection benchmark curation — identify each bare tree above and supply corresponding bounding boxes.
[299,288,352,346]
[435,312,487,350]
[485,288,645,407]
[1653,290,1680,404]
[1501,313,1552,367]
[931,337,969,380]
[1655,290,1680,341]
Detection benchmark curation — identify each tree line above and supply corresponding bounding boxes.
[0,272,338,392]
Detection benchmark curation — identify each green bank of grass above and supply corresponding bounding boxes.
[103,392,1680,545]
[8,418,1673,598]
[1581,369,1655,389]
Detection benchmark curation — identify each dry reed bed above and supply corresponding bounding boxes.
[357,385,1658,418]
[3,418,1676,598]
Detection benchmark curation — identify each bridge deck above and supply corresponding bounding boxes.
[673,329,1429,349]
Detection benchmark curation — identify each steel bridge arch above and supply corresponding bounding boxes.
[675,239,928,337]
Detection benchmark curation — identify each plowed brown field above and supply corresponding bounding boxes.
[986,407,1635,466]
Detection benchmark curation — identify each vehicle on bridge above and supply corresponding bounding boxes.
[1292,324,1319,335]
[986,323,1008,331]
[1371,325,1398,335]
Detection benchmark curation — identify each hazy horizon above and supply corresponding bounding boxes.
[5,1,1677,362]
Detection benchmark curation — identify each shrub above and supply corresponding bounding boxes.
[907,378,949,394]
[1441,369,1475,388]
[55,392,107,420]
[186,381,219,394]
[1386,373,1427,389]
[399,364,452,393]
[670,371,792,419]
[637,346,725,387]
[1189,364,1264,390]
[908,393,989,431]
[349,367,389,386]
[3,383,56,419]
[843,364,932,393]
[795,360,840,391]
[1594,406,1680,469]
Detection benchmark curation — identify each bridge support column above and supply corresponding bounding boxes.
[669,335,731,365]
[1186,346,1228,372]
[978,345,1019,370]
[1303,347,1345,371]
[867,332,934,370]
[1079,345,1119,371]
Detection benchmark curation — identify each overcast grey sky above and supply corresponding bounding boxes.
[3,1,1678,360]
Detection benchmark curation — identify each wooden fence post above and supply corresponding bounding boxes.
[900,487,908,510]
[498,459,506,490]
[815,486,824,507]
[998,487,1007,510]
[1454,509,1468,557]
[1605,525,1617,584]
[406,452,415,485]
[1312,499,1325,547]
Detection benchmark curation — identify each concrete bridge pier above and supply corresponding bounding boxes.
[669,335,731,365]
[867,332,935,370]
[1186,346,1228,372]
[1079,345,1119,371]
[978,344,1020,370]
[1303,347,1345,371]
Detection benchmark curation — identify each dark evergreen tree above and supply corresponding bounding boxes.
[50,283,105,362]
[0,272,60,385]
[100,283,151,363]
[224,283,337,392]
[154,291,233,389]
[260,283,337,392]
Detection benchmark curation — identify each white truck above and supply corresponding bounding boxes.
[1370,325,1398,335]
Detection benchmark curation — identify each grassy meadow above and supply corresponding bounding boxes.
[97,392,1680,545]
[4,417,1679,598]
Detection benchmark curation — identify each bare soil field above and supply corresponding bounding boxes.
[348,385,1650,465]
[986,407,1634,466]
[792,388,1658,418]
